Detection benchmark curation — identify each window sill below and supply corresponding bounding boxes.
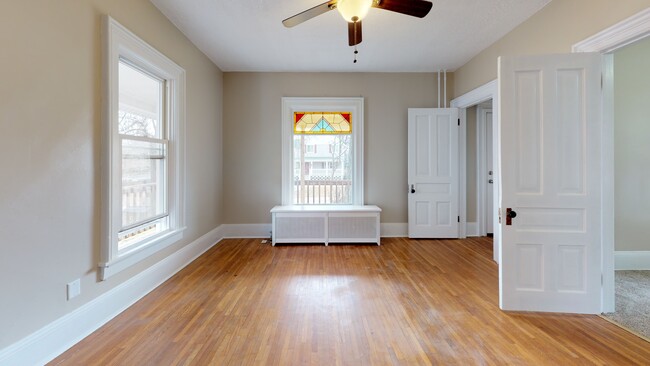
[99,227,186,280]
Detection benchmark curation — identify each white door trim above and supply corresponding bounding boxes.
[451,80,500,263]
[572,7,650,53]
[573,6,650,313]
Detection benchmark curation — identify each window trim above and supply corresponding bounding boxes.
[281,97,364,205]
[100,16,186,280]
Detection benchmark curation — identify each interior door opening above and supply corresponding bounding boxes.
[465,101,495,238]
[571,6,650,315]
[599,34,650,338]
[451,80,500,263]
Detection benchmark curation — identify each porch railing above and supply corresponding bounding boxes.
[122,182,157,225]
[294,178,351,204]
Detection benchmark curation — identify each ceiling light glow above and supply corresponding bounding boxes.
[337,0,373,22]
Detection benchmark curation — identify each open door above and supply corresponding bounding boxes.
[408,108,459,238]
[499,53,602,313]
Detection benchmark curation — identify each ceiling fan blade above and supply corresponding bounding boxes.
[348,20,362,46]
[372,0,433,18]
[282,1,337,28]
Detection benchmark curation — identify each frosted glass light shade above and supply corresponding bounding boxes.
[337,0,373,22]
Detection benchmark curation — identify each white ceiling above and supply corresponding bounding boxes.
[150,0,550,72]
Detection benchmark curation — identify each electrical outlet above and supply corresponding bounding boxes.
[67,279,81,300]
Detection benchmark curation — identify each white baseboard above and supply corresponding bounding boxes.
[221,223,272,238]
[0,225,225,366]
[466,222,479,237]
[615,251,650,270]
[380,223,407,237]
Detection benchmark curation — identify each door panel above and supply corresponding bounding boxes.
[408,108,459,238]
[499,53,601,313]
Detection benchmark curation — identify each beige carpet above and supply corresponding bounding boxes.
[603,270,650,340]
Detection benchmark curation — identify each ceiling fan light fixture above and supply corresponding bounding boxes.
[336,0,373,22]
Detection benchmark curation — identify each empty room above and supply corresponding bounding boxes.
[1,0,650,365]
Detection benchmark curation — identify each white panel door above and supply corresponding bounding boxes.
[408,108,459,238]
[499,53,602,313]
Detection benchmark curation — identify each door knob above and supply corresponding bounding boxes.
[410,184,415,194]
[505,208,517,225]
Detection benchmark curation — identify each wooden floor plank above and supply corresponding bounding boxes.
[50,238,650,365]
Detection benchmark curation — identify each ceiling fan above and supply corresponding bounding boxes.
[283,0,433,48]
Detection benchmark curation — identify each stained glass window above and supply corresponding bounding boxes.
[292,111,353,204]
[282,98,363,206]
[294,112,352,135]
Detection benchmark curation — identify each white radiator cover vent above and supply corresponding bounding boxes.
[276,215,325,240]
[270,205,381,246]
[328,215,377,239]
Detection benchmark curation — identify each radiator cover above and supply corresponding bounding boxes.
[271,205,381,246]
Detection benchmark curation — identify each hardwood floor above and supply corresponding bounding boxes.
[51,238,650,365]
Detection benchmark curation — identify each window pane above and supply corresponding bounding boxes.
[293,134,352,204]
[118,61,163,138]
[121,139,167,228]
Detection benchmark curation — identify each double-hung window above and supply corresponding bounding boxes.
[101,17,185,280]
[282,98,364,205]
[118,62,168,248]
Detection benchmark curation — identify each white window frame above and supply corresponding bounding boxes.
[281,97,364,205]
[100,16,186,280]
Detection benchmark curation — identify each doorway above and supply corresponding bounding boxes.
[451,81,500,263]
[573,7,650,316]
[601,34,650,339]
[465,101,494,238]
[477,103,494,237]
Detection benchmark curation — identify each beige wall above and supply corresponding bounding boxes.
[223,73,452,224]
[614,36,650,251]
[466,106,478,223]
[0,0,223,348]
[454,0,650,97]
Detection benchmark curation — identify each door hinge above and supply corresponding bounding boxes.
[601,74,603,90]
[457,216,460,222]
[458,118,460,126]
